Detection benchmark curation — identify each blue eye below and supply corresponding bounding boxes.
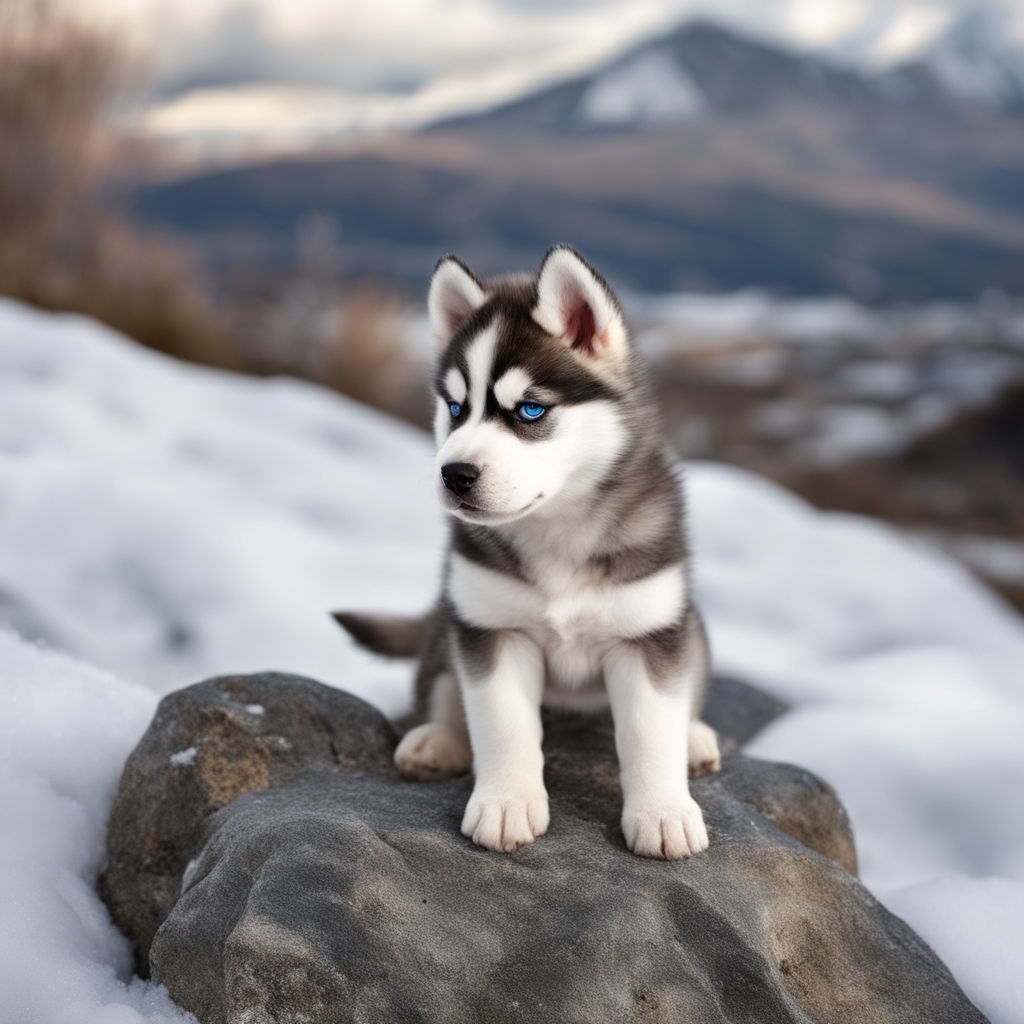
[516,402,546,422]
[449,402,462,418]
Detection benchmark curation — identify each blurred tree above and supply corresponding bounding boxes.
[0,0,237,367]
[0,1,123,290]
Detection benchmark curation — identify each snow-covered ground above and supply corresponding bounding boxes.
[631,288,1024,350]
[1,299,1022,1023]
[628,288,1024,474]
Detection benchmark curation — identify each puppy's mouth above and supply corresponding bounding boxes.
[451,494,543,524]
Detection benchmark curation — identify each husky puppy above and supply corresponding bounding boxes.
[335,245,720,860]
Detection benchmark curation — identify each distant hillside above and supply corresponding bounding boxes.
[125,17,1024,300]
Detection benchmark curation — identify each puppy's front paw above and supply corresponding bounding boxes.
[461,788,549,853]
[394,722,472,780]
[622,795,709,860]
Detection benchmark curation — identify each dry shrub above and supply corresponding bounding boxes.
[62,216,239,368]
[0,0,238,369]
[0,0,126,290]
[0,2,425,417]
[321,286,427,426]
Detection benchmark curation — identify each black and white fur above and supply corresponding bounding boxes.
[335,245,720,860]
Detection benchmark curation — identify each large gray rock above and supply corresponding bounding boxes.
[99,672,396,969]
[101,673,985,1024]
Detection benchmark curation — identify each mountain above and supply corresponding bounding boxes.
[885,9,1024,113]
[431,20,887,134]
[125,18,1024,301]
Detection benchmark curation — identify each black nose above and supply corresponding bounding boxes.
[441,462,479,497]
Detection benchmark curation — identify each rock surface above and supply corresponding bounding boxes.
[101,673,986,1024]
[99,672,396,969]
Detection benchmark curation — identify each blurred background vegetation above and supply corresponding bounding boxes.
[0,0,422,420]
[3,0,1023,610]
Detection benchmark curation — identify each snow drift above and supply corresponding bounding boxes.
[1,299,1022,1022]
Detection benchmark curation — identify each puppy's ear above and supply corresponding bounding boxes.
[428,255,486,349]
[532,245,626,360]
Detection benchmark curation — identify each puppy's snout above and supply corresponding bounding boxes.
[441,462,479,498]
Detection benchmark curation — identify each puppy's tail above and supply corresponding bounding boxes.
[331,610,429,659]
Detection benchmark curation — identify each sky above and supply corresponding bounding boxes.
[78,0,1024,158]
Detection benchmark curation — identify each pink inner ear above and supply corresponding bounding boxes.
[566,295,597,355]
[443,296,473,336]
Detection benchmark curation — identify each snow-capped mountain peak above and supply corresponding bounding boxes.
[922,7,1024,109]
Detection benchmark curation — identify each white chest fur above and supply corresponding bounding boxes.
[448,552,686,690]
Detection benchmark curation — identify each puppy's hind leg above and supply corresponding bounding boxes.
[688,720,721,777]
[683,610,720,777]
[395,672,472,780]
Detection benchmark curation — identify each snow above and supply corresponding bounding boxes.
[838,359,918,400]
[799,403,908,465]
[0,299,438,712]
[631,287,1024,352]
[928,349,1021,405]
[1,298,1023,1021]
[692,467,1024,1023]
[885,877,1024,1024]
[168,748,197,768]
[0,630,195,1024]
[578,51,704,127]
[633,289,884,346]
[923,8,1024,109]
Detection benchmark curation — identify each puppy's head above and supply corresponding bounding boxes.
[428,245,632,526]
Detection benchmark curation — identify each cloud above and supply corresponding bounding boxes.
[86,0,1024,156]
[127,0,678,96]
